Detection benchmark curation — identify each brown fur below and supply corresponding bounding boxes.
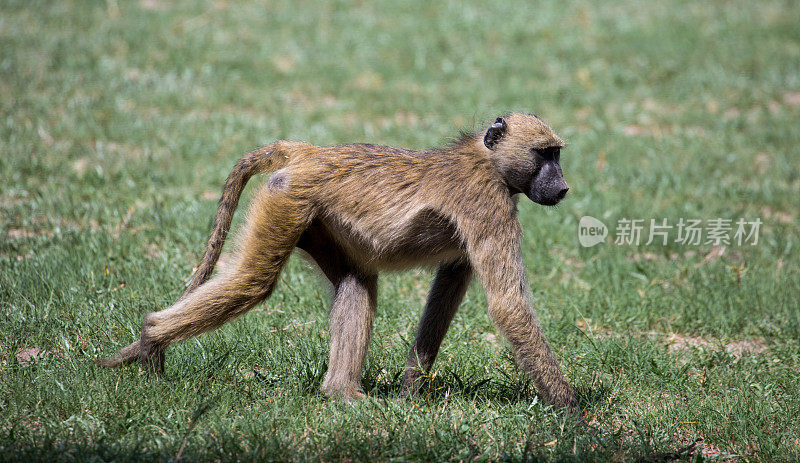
[97,113,578,411]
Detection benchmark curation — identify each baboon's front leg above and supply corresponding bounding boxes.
[401,259,472,395]
[136,188,313,373]
[463,215,578,411]
[321,272,378,401]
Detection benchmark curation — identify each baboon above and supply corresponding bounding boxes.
[98,113,578,411]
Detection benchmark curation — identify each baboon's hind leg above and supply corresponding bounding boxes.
[321,272,378,401]
[298,227,377,401]
[136,188,313,374]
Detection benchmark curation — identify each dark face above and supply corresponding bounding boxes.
[527,147,569,206]
[483,114,570,207]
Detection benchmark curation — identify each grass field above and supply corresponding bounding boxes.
[2,0,799,461]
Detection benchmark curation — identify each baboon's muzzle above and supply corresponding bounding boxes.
[529,161,569,206]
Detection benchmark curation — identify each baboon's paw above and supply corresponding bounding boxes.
[342,390,368,404]
[95,340,142,369]
[95,356,123,368]
[399,377,424,397]
[321,382,366,403]
[138,340,166,377]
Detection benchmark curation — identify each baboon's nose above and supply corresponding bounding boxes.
[556,186,569,200]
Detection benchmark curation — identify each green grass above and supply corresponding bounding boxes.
[1,0,799,460]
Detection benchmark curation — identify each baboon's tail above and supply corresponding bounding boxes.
[181,144,287,298]
[96,144,287,369]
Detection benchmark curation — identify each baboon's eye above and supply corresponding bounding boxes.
[533,147,560,162]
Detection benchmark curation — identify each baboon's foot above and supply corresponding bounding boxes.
[399,369,425,397]
[139,328,166,376]
[139,339,166,376]
[138,313,168,376]
[543,383,581,416]
[321,379,366,403]
[96,340,142,369]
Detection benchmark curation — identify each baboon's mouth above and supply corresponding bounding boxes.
[534,197,561,207]
[530,186,568,207]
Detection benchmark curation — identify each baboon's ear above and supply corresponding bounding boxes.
[483,117,507,150]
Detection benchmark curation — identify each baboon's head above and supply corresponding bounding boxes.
[483,113,569,206]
